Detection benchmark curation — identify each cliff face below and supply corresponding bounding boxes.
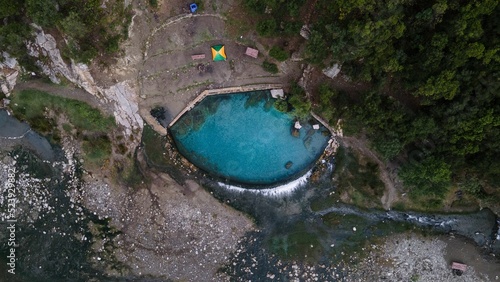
[0,52,20,97]
[26,25,143,142]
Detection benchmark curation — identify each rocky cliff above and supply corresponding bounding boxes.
[0,52,20,97]
[25,25,143,142]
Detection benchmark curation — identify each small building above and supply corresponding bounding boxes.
[270,89,284,99]
[191,54,206,60]
[294,121,302,129]
[245,47,259,58]
[451,262,467,276]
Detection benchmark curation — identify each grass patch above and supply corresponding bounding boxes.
[10,89,116,168]
[11,89,114,133]
[81,135,112,167]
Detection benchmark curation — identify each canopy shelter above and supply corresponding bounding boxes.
[211,45,227,61]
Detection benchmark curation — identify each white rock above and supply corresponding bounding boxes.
[323,64,342,79]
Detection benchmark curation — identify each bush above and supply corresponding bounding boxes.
[262,60,279,73]
[273,99,289,112]
[257,18,277,36]
[149,0,158,8]
[288,84,311,119]
[269,46,289,61]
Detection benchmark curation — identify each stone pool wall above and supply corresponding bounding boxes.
[167,84,283,128]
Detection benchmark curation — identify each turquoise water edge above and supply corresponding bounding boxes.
[170,91,330,185]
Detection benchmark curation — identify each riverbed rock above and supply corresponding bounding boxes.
[285,161,293,169]
[291,128,300,138]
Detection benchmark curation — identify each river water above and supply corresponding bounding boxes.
[0,110,54,160]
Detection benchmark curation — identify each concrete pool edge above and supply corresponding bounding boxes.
[143,84,341,191]
[167,84,283,128]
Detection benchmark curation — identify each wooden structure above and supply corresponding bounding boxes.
[451,262,467,276]
[245,47,259,58]
[191,54,206,60]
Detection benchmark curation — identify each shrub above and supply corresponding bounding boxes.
[149,0,158,8]
[262,60,279,73]
[269,46,289,61]
[257,18,277,36]
[273,99,289,112]
[288,84,311,119]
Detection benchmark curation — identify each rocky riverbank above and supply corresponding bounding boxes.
[348,233,500,282]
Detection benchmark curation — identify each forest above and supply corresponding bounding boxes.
[246,0,500,207]
[0,0,131,65]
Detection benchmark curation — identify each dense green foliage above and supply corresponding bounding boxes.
[0,0,131,64]
[269,46,289,62]
[273,99,288,112]
[262,60,279,73]
[288,83,311,120]
[303,1,500,204]
[245,0,304,37]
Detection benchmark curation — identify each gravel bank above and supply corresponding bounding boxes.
[349,233,500,282]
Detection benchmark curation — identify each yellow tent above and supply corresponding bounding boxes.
[211,45,227,61]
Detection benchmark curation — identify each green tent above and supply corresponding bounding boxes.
[211,45,227,61]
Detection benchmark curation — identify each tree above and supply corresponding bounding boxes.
[416,70,460,100]
[288,84,311,119]
[60,12,88,40]
[399,156,452,197]
[25,0,59,27]
[269,46,289,61]
[262,61,279,73]
[257,18,277,36]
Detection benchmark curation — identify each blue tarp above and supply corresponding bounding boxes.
[189,3,198,13]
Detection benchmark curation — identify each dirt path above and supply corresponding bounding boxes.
[342,136,399,210]
[15,80,113,115]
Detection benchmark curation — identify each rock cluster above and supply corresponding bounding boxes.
[0,52,20,96]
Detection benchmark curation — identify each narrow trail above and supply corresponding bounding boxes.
[14,80,113,115]
[341,136,399,210]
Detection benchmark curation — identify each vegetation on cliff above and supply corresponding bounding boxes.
[0,0,132,64]
[11,89,115,166]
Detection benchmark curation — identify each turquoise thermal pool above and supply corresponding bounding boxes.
[170,91,330,186]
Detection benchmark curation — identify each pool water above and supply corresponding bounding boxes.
[170,91,330,186]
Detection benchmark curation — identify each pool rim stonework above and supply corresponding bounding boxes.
[162,85,339,189]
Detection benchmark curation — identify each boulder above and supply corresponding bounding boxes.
[322,64,342,79]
